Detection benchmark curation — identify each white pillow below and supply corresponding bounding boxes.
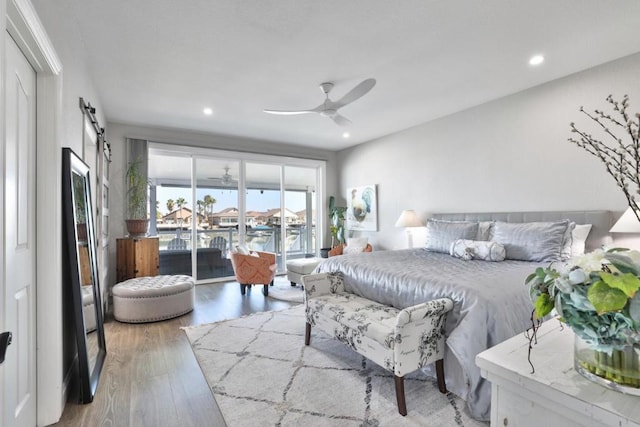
[560,221,577,260]
[344,237,368,254]
[477,221,495,241]
[235,244,250,255]
[571,224,592,256]
[450,239,506,261]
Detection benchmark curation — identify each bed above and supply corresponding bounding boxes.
[315,210,612,421]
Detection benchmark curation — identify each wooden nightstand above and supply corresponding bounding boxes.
[116,237,159,282]
[476,321,640,427]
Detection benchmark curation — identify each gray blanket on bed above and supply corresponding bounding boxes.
[316,248,542,421]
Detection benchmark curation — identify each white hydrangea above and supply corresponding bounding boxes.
[569,249,607,273]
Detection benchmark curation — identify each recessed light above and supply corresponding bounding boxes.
[342,132,350,139]
[529,55,544,66]
[203,107,213,115]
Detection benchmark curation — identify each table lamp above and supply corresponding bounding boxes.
[395,209,423,248]
[610,207,640,233]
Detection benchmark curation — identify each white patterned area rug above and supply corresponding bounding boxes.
[183,305,487,427]
[266,277,304,303]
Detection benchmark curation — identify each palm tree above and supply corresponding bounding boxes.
[166,198,175,214]
[203,194,216,224]
[176,197,186,227]
[196,200,205,224]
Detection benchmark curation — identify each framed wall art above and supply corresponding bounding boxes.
[346,184,377,231]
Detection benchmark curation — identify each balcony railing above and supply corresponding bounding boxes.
[156,225,316,281]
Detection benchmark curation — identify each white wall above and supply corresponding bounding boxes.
[30,1,107,424]
[32,1,106,152]
[338,53,640,250]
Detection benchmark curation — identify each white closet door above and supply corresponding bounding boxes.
[2,34,37,427]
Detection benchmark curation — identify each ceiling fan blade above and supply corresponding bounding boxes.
[334,78,376,109]
[263,104,323,115]
[332,113,352,126]
[263,109,314,115]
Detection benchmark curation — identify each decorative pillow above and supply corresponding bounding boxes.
[425,219,479,254]
[450,239,506,261]
[571,224,593,256]
[344,237,368,254]
[492,220,570,262]
[235,244,250,255]
[477,221,495,241]
[560,221,577,260]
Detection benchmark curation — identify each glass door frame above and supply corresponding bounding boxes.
[149,142,326,283]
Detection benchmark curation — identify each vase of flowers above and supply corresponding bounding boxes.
[526,248,640,394]
[574,335,640,390]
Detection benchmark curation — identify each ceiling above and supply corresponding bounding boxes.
[51,0,640,151]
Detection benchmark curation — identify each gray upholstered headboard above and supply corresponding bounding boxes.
[431,210,613,252]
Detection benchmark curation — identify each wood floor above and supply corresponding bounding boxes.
[53,279,298,427]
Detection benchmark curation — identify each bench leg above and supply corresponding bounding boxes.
[436,359,447,394]
[305,322,311,345]
[240,284,246,295]
[262,284,269,296]
[394,375,407,416]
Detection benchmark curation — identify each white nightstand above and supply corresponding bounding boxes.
[476,321,640,427]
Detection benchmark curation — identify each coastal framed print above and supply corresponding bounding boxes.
[346,184,377,231]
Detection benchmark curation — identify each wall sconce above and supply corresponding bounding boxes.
[610,207,640,233]
[395,209,423,248]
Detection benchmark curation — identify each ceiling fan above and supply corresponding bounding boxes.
[208,166,237,186]
[263,78,376,126]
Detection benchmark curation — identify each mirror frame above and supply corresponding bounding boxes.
[62,147,106,403]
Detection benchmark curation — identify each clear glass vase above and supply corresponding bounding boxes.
[574,335,640,395]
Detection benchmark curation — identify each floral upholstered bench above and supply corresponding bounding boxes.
[301,272,453,416]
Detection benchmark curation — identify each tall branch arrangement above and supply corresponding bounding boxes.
[569,95,640,222]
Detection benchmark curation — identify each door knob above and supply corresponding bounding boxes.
[0,331,12,364]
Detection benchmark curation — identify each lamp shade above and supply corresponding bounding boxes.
[395,210,423,228]
[610,207,640,233]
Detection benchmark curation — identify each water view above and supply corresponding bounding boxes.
[151,185,316,281]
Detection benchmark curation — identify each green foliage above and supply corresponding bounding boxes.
[126,161,149,220]
[599,272,640,299]
[328,195,346,246]
[534,294,554,319]
[526,248,640,351]
[72,173,87,223]
[588,279,630,314]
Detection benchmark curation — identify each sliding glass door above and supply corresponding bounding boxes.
[148,144,324,283]
[194,158,239,280]
[149,152,194,277]
[245,163,282,269]
[284,166,317,260]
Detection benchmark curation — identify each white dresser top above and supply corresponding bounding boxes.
[476,320,640,426]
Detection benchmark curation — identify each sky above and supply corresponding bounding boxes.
[156,186,309,215]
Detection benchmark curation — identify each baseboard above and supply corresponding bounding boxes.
[61,355,78,407]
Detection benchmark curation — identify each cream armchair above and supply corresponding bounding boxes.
[230,250,277,296]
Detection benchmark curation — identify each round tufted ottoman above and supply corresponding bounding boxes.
[286,257,321,286]
[113,275,195,323]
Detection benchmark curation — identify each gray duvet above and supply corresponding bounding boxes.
[316,248,542,421]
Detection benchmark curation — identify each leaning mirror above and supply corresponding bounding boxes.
[62,147,106,403]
